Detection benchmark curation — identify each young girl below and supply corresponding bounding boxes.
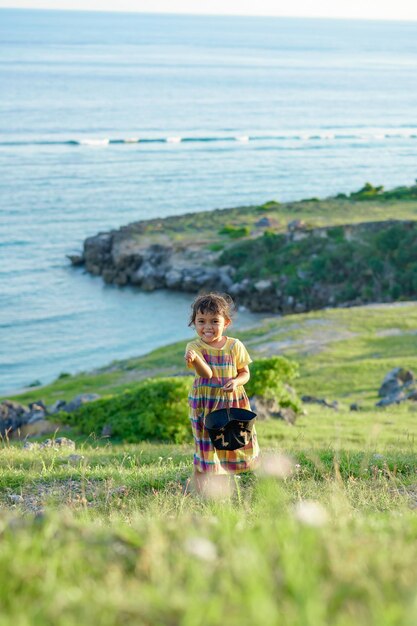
[184,292,259,482]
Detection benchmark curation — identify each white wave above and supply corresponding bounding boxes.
[235,135,249,142]
[166,136,182,143]
[124,137,140,143]
[79,138,110,146]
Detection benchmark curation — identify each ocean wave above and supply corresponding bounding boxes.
[78,138,110,146]
[1,131,417,148]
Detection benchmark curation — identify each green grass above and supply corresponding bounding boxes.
[5,301,417,406]
[2,300,417,624]
[113,183,417,253]
[1,430,417,626]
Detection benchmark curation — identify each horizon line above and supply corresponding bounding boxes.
[1,6,417,23]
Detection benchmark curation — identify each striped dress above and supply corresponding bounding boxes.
[186,336,259,474]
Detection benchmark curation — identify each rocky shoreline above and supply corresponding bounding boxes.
[68,214,238,295]
[69,214,416,314]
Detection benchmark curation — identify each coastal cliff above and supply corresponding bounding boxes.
[69,184,417,314]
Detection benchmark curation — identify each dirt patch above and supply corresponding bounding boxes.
[252,319,357,356]
[2,478,129,515]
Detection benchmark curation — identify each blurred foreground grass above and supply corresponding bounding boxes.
[1,409,417,626]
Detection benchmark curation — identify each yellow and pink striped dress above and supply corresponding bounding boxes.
[186,336,259,474]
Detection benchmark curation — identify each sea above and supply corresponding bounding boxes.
[1,9,417,395]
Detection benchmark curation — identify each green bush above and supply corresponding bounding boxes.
[246,356,302,412]
[257,200,280,211]
[58,372,71,379]
[55,377,191,443]
[348,181,417,201]
[208,242,224,252]
[219,221,417,310]
[350,182,384,199]
[218,224,251,239]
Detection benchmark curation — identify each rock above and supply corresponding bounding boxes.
[29,400,47,412]
[181,267,219,291]
[39,437,76,450]
[83,232,113,273]
[102,268,117,283]
[101,423,112,437]
[0,400,31,435]
[48,400,68,414]
[165,268,184,289]
[301,395,339,410]
[28,411,46,424]
[250,395,278,420]
[350,403,361,411]
[131,261,162,290]
[276,407,297,424]
[67,254,84,266]
[110,238,142,269]
[294,302,307,313]
[376,392,407,407]
[254,279,273,293]
[218,267,234,289]
[67,454,85,464]
[378,367,414,397]
[114,272,128,286]
[8,494,24,504]
[287,219,306,232]
[64,393,100,413]
[255,217,272,228]
[376,367,416,406]
[250,395,298,423]
[23,441,38,450]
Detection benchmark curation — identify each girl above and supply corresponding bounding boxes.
[184,292,259,484]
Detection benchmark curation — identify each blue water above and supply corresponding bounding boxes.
[1,9,417,395]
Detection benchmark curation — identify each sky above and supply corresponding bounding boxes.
[1,0,417,21]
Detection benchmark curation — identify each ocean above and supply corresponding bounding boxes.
[1,8,417,395]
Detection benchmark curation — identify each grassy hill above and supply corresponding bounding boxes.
[2,186,417,625]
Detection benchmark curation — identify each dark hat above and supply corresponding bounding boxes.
[205,407,257,451]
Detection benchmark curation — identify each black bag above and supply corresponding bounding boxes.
[205,406,257,451]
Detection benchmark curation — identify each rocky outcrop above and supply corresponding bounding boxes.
[1,393,100,438]
[250,395,299,424]
[301,395,339,410]
[69,218,417,314]
[70,224,237,294]
[376,368,417,406]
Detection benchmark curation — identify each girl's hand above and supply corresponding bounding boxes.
[222,378,238,393]
[185,349,197,364]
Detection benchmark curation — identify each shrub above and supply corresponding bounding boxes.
[246,356,302,412]
[208,242,224,252]
[257,200,280,211]
[218,225,251,239]
[55,377,191,443]
[350,182,384,200]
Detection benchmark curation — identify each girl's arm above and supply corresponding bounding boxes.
[222,365,250,392]
[185,349,213,378]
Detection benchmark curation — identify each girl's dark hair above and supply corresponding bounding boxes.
[188,292,235,326]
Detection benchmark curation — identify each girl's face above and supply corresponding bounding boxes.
[194,309,230,345]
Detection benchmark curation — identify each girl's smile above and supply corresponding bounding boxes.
[195,311,230,347]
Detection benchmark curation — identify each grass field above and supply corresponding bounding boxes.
[2,301,417,625]
[117,187,417,251]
